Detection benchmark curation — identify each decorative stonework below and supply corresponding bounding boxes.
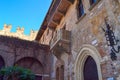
[74,44,102,80]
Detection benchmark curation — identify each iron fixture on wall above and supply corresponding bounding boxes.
[102,19,120,61]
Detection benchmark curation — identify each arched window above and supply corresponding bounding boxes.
[89,0,97,6]
[78,0,84,17]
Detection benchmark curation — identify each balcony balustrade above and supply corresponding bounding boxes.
[50,29,71,57]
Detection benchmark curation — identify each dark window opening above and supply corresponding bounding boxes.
[78,0,84,17]
[90,0,97,5]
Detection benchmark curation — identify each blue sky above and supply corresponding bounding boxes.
[0,0,52,35]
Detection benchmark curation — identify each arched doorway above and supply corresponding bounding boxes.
[14,57,43,80]
[84,56,99,80]
[0,56,5,80]
[74,45,102,80]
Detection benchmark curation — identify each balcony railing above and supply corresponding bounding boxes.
[50,29,71,50]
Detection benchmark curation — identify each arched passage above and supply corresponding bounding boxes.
[74,45,102,80]
[14,57,43,80]
[0,55,5,80]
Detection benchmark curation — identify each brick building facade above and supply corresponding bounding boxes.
[36,0,120,80]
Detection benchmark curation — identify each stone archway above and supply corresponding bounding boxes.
[14,57,43,80]
[74,44,102,80]
[0,55,5,80]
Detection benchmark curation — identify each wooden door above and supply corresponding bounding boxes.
[83,56,99,80]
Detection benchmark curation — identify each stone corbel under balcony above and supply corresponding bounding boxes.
[51,43,71,58]
[50,29,71,58]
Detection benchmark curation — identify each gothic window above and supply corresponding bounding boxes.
[78,0,84,17]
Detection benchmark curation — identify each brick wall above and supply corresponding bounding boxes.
[0,35,52,80]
